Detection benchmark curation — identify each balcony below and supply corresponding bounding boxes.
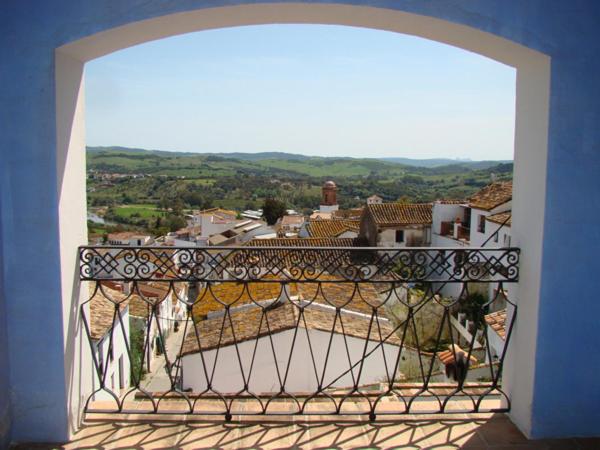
[439,221,471,244]
[79,245,519,420]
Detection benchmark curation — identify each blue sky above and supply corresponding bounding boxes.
[85,25,516,160]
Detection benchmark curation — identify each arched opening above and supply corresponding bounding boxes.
[54,3,549,440]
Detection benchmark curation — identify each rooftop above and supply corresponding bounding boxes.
[182,300,400,355]
[364,202,433,227]
[305,219,360,238]
[332,208,363,220]
[485,309,507,340]
[192,279,299,319]
[280,215,305,227]
[468,181,512,211]
[487,211,512,227]
[88,284,128,340]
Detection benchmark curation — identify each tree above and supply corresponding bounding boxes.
[262,198,286,225]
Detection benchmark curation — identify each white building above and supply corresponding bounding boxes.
[88,284,131,401]
[107,232,154,246]
[181,302,428,393]
[359,202,432,247]
[189,208,239,237]
[367,195,383,205]
[431,181,513,301]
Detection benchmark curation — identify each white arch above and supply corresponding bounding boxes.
[55,3,550,438]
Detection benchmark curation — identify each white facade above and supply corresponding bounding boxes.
[91,306,131,401]
[377,227,430,247]
[181,328,430,393]
[319,203,339,214]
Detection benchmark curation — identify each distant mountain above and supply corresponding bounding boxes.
[86,146,511,177]
[379,157,512,169]
[87,146,310,161]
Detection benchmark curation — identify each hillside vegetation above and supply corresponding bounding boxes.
[87,146,512,234]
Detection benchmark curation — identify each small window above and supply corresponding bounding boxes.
[395,230,404,243]
[478,215,486,233]
[109,341,114,362]
[493,232,499,243]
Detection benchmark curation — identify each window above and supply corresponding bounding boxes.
[477,215,486,233]
[493,232,499,243]
[395,230,404,243]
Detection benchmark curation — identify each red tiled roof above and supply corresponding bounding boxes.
[280,215,305,227]
[305,219,360,238]
[438,344,477,365]
[468,181,512,211]
[245,237,362,248]
[486,212,512,227]
[332,208,363,220]
[181,302,401,355]
[364,203,432,227]
[485,309,507,340]
[88,284,129,340]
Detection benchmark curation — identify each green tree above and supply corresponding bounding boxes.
[262,198,286,225]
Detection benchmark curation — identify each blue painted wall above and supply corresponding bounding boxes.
[0,0,599,442]
[0,200,11,450]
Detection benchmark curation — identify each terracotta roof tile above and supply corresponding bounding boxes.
[241,237,365,268]
[485,309,507,340]
[192,279,298,320]
[486,212,512,227]
[280,215,305,227]
[181,302,401,355]
[88,284,129,340]
[305,219,360,238]
[332,208,363,220]
[468,181,512,211]
[364,203,432,227]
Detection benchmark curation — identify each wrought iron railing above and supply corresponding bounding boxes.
[79,245,519,420]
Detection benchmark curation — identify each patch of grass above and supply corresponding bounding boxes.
[114,204,163,219]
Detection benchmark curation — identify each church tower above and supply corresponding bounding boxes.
[319,180,339,213]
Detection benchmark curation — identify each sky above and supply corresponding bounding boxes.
[85,24,516,160]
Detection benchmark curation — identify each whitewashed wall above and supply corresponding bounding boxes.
[181,328,431,393]
[91,306,131,401]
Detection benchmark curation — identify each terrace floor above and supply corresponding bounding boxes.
[12,412,599,449]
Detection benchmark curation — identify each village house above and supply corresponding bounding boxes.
[179,275,435,393]
[277,215,305,238]
[107,232,154,246]
[87,284,131,401]
[299,218,360,239]
[188,208,239,237]
[367,194,383,205]
[431,181,513,301]
[359,202,433,247]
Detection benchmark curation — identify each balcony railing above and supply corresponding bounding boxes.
[79,245,519,420]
